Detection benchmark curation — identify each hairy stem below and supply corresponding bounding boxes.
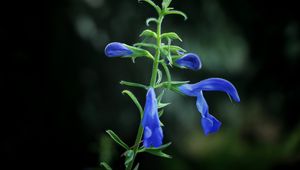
[126,14,164,170]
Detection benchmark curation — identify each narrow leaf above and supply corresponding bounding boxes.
[156,69,162,84]
[158,102,170,109]
[133,163,140,170]
[134,43,157,49]
[100,162,112,170]
[125,45,154,60]
[138,142,172,159]
[158,109,164,117]
[161,32,182,42]
[146,17,158,26]
[139,29,157,38]
[161,45,187,54]
[165,10,188,20]
[106,130,129,150]
[162,0,172,9]
[122,90,144,118]
[157,90,165,103]
[120,81,148,90]
[146,150,172,159]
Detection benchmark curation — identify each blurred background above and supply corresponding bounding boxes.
[3,0,300,169]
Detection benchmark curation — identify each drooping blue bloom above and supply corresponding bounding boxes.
[175,53,202,71]
[104,42,133,57]
[142,88,163,148]
[179,78,240,135]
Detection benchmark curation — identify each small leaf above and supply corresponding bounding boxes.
[133,163,140,170]
[158,102,170,109]
[167,81,190,85]
[165,10,188,20]
[161,32,182,42]
[155,80,190,90]
[100,162,112,170]
[157,90,165,103]
[122,90,144,118]
[106,130,129,150]
[125,45,154,60]
[146,17,158,26]
[158,109,164,117]
[160,120,164,126]
[161,45,187,54]
[162,0,172,9]
[147,150,172,159]
[138,142,172,152]
[138,142,172,159]
[134,43,157,49]
[124,150,134,168]
[139,29,157,38]
[156,69,162,84]
[120,80,148,90]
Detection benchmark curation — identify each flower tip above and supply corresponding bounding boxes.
[201,115,222,135]
[104,42,133,57]
[175,53,202,71]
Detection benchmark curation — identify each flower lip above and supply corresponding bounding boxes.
[175,53,202,71]
[104,42,133,57]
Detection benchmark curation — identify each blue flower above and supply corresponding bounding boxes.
[142,88,163,148]
[104,42,133,57]
[179,78,240,135]
[175,53,202,71]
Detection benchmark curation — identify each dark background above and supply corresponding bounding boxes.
[3,0,300,169]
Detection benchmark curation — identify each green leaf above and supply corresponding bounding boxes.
[139,29,157,39]
[122,90,144,118]
[124,150,134,168]
[146,17,158,26]
[133,43,157,49]
[120,81,148,90]
[162,0,172,9]
[138,0,161,14]
[158,102,170,109]
[165,10,188,20]
[161,45,187,54]
[156,69,162,84]
[157,90,165,103]
[133,163,140,170]
[106,130,129,150]
[155,80,190,89]
[165,80,190,85]
[138,142,172,159]
[100,162,112,170]
[158,109,164,117]
[161,32,182,42]
[164,38,173,65]
[125,45,154,60]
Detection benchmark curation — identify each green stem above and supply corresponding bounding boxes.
[161,62,171,87]
[126,14,164,170]
[150,15,164,87]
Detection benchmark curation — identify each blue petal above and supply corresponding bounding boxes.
[179,78,240,102]
[142,88,163,148]
[196,91,209,117]
[201,114,222,135]
[104,42,133,57]
[196,92,221,135]
[175,53,202,71]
